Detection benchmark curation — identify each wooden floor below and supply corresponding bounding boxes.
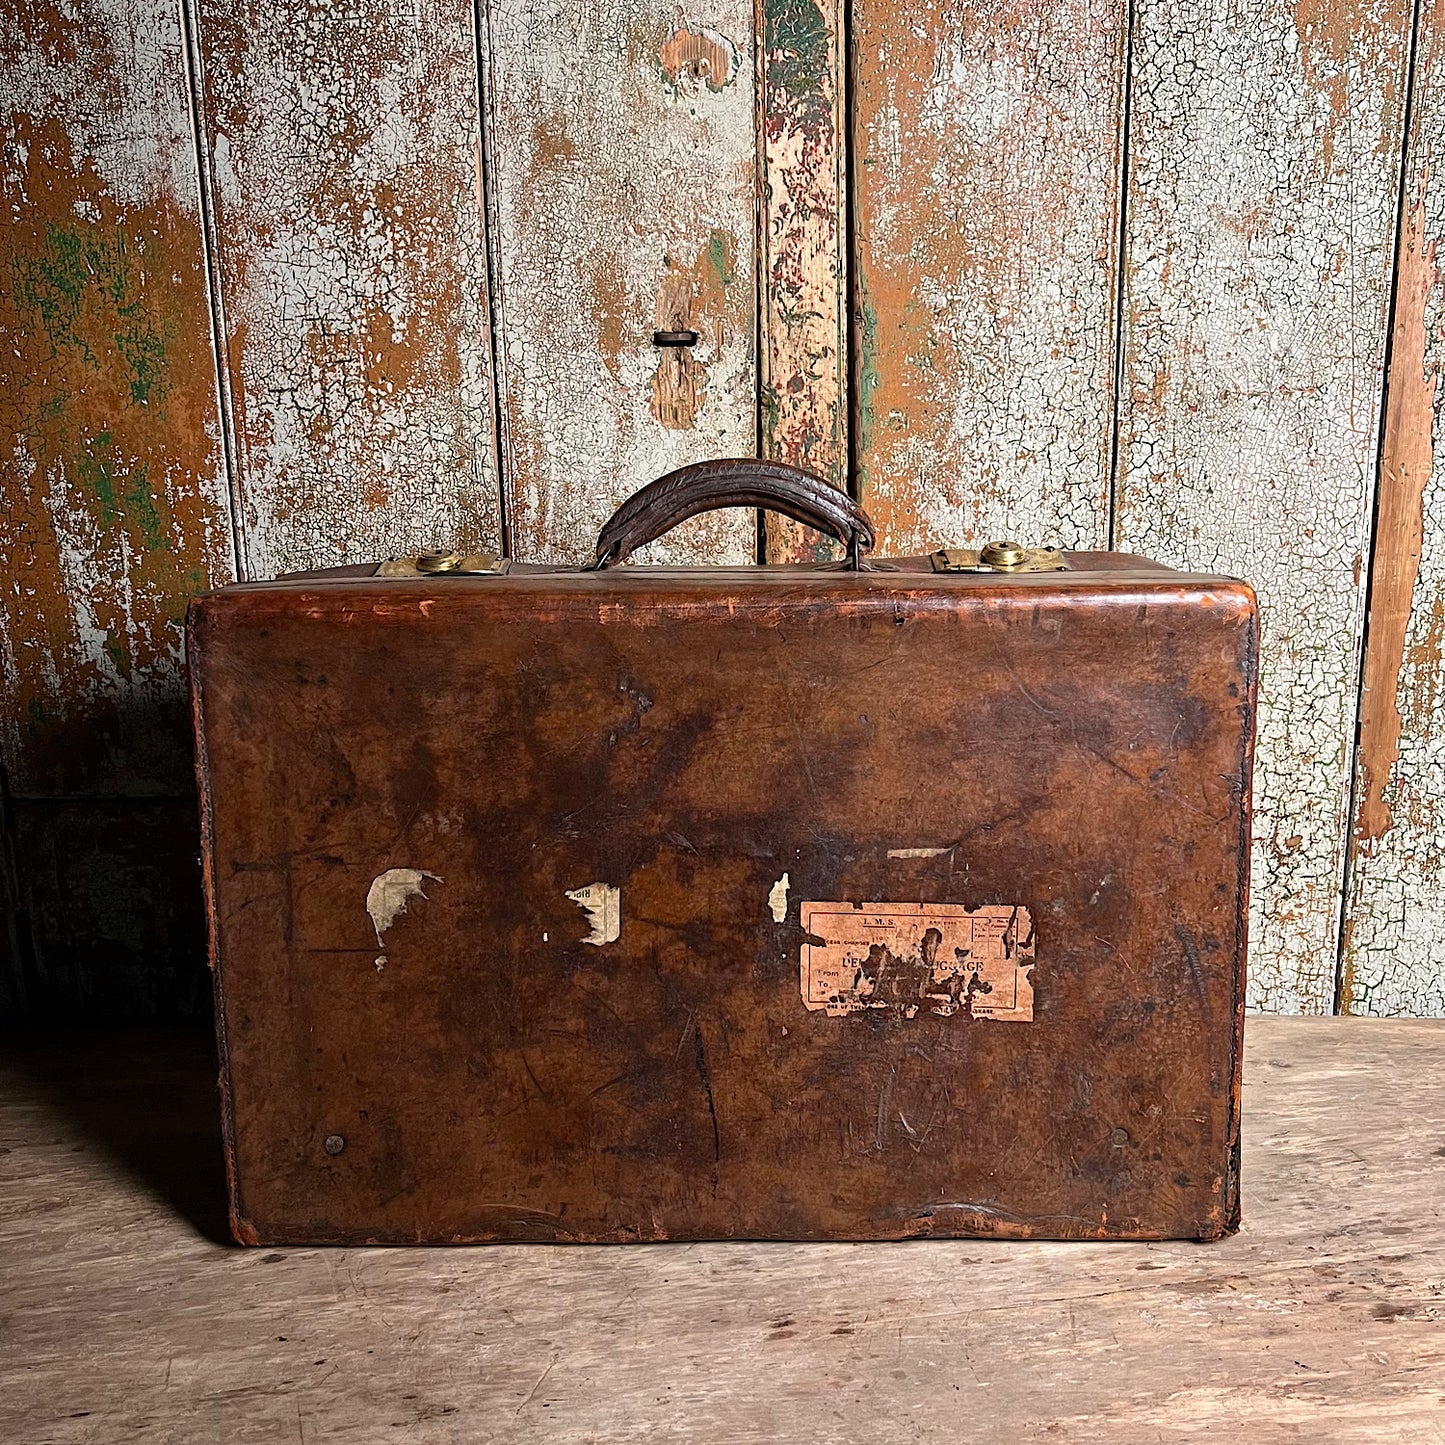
[1,1019,1443,1443]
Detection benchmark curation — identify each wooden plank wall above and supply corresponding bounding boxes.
[1116,0,1414,1013]
[1343,0,1445,1015]
[191,0,504,576]
[483,0,758,565]
[0,0,232,1015]
[3,0,1444,1018]
[759,0,849,560]
[850,0,1127,556]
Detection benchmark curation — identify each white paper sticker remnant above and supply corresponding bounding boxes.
[566,883,621,945]
[366,869,442,946]
[768,872,790,923]
[800,902,1034,1021]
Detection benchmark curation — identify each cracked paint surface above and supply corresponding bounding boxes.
[5,0,1445,1022]
[196,0,502,577]
[0,0,232,795]
[1117,0,1412,1012]
[1343,0,1445,1018]
[850,0,1126,555]
[483,0,757,565]
[659,25,739,92]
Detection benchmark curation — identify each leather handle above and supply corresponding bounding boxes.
[590,459,876,570]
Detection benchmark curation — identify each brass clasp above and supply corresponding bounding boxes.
[377,551,510,577]
[930,541,1068,574]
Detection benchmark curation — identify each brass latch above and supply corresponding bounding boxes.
[377,551,510,577]
[930,541,1069,574]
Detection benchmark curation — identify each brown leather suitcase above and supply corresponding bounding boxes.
[188,461,1257,1245]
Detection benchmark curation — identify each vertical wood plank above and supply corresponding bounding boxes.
[849,0,1127,556]
[1117,0,1412,1012]
[1343,0,1445,1016]
[0,0,233,796]
[194,0,502,578]
[758,0,848,562]
[484,0,758,565]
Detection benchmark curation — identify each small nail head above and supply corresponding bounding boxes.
[324,1133,346,1156]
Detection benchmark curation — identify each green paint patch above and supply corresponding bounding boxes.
[761,383,782,454]
[115,306,169,405]
[16,222,174,408]
[104,631,129,675]
[857,290,880,463]
[12,221,182,561]
[20,224,98,366]
[765,0,831,104]
[704,229,737,288]
[74,431,119,527]
[73,434,169,552]
[123,464,168,552]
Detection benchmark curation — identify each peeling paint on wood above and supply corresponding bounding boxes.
[1355,190,1435,853]
[0,0,232,796]
[5,0,1445,1022]
[1117,0,1413,1013]
[194,0,502,578]
[758,0,848,562]
[660,25,741,91]
[651,273,703,430]
[1343,0,1445,1017]
[850,0,1127,556]
[483,0,757,565]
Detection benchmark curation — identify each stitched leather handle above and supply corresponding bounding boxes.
[590,459,876,569]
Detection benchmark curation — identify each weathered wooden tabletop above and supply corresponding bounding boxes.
[2,1017,1442,1443]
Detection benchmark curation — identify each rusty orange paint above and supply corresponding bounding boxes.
[0,97,231,797]
[651,272,702,429]
[648,232,741,430]
[486,0,757,566]
[659,26,740,91]
[1408,593,1445,716]
[195,0,503,575]
[851,0,1125,556]
[1355,189,1436,846]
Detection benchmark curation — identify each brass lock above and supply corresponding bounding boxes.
[930,541,1069,574]
[377,551,510,577]
[415,551,465,574]
[979,540,1028,568]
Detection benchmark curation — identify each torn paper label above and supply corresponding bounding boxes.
[366,869,442,946]
[768,872,790,923]
[567,883,620,945]
[887,846,952,859]
[800,902,1034,1021]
